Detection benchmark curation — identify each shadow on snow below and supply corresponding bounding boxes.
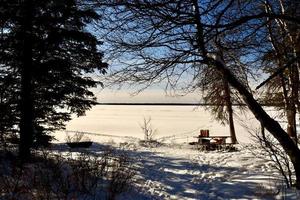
[50,142,276,200]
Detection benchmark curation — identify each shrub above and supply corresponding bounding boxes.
[65,131,91,143]
[0,147,136,200]
[251,128,295,188]
[140,117,157,141]
[107,152,136,200]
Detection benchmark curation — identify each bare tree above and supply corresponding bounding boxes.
[258,0,299,143]
[253,124,294,187]
[95,0,300,188]
[140,117,157,141]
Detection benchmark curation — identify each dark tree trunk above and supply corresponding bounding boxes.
[286,105,297,142]
[282,64,299,144]
[19,0,34,161]
[211,58,300,189]
[193,0,300,188]
[289,62,299,143]
[279,72,297,142]
[223,74,237,144]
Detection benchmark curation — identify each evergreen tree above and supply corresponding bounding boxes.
[200,45,248,144]
[0,0,107,159]
[0,0,21,147]
[0,66,19,147]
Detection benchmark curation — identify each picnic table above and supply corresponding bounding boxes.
[195,135,228,144]
[193,130,232,151]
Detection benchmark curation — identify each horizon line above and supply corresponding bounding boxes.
[96,102,279,106]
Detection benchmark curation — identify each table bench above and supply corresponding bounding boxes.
[194,136,231,151]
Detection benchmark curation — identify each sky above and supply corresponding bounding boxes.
[94,87,202,103]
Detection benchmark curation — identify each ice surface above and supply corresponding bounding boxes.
[54,105,284,144]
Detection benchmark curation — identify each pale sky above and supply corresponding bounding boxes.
[94,88,201,103]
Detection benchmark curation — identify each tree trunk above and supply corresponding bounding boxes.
[191,0,300,188]
[223,74,237,144]
[277,0,299,143]
[289,62,299,143]
[211,57,300,189]
[282,63,299,144]
[19,0,34,161]
[279,72,297,142]
[286,104,297,142]
[264,8,298,144]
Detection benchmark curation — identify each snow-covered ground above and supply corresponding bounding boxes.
[124,144,297,200]
[51,105,299,199]
[52,140,300,200]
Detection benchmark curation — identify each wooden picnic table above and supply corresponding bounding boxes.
[194,135,231,150]
[194,135,229,143]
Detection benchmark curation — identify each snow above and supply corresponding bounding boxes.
[50,141,300,200]
[122,145,289,200]
[54,105,284,144]
[50,105,299,199]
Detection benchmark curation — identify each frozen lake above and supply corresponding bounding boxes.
[54,105,283,143]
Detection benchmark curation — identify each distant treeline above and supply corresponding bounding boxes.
[96,102,283,107]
